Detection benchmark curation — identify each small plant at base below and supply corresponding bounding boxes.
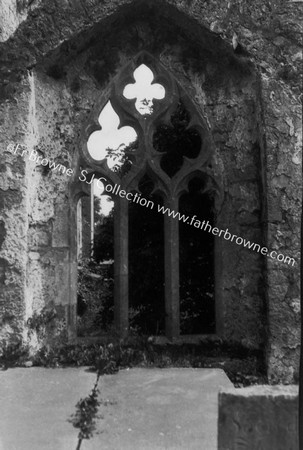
[69,353,118,450]
[27,306,57,337]
[70,376,100,450]
[26,305,68,356]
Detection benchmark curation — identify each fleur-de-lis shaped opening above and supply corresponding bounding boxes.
[123,64,165,116]
[87,101,137,173]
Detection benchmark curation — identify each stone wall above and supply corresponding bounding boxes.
[0,0,301,381]
[0,0,29,42]
[0,77,31,344]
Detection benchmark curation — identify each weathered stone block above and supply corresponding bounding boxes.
[28,225,51,248]
[52,205,69,248]
[218,385,298,450]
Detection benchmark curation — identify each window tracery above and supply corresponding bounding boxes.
[82,52,216,338]
[85,53,212,197]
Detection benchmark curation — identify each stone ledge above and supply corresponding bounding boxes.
[218,385,298,450]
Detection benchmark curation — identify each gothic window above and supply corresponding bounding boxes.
[82,53,216,338]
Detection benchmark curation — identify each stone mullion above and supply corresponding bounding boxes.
[164,195,180,339]
[114,196,128,337]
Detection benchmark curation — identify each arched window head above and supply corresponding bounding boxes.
[84,52,212,195]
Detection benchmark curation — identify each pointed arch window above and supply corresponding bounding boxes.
[83,53,216,339]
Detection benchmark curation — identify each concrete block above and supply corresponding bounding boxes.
[218,385,298,450]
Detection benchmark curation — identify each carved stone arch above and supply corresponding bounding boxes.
[80,51,218,191]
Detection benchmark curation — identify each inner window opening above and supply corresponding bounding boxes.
[77,178,115,337]
[128,174,165,335]
[179,177,215,335]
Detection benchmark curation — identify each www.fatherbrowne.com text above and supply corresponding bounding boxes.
[157,205,295,267]
[80,171,295,267]
[7,143,296,267]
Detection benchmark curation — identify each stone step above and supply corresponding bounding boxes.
[0,367,233,450]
